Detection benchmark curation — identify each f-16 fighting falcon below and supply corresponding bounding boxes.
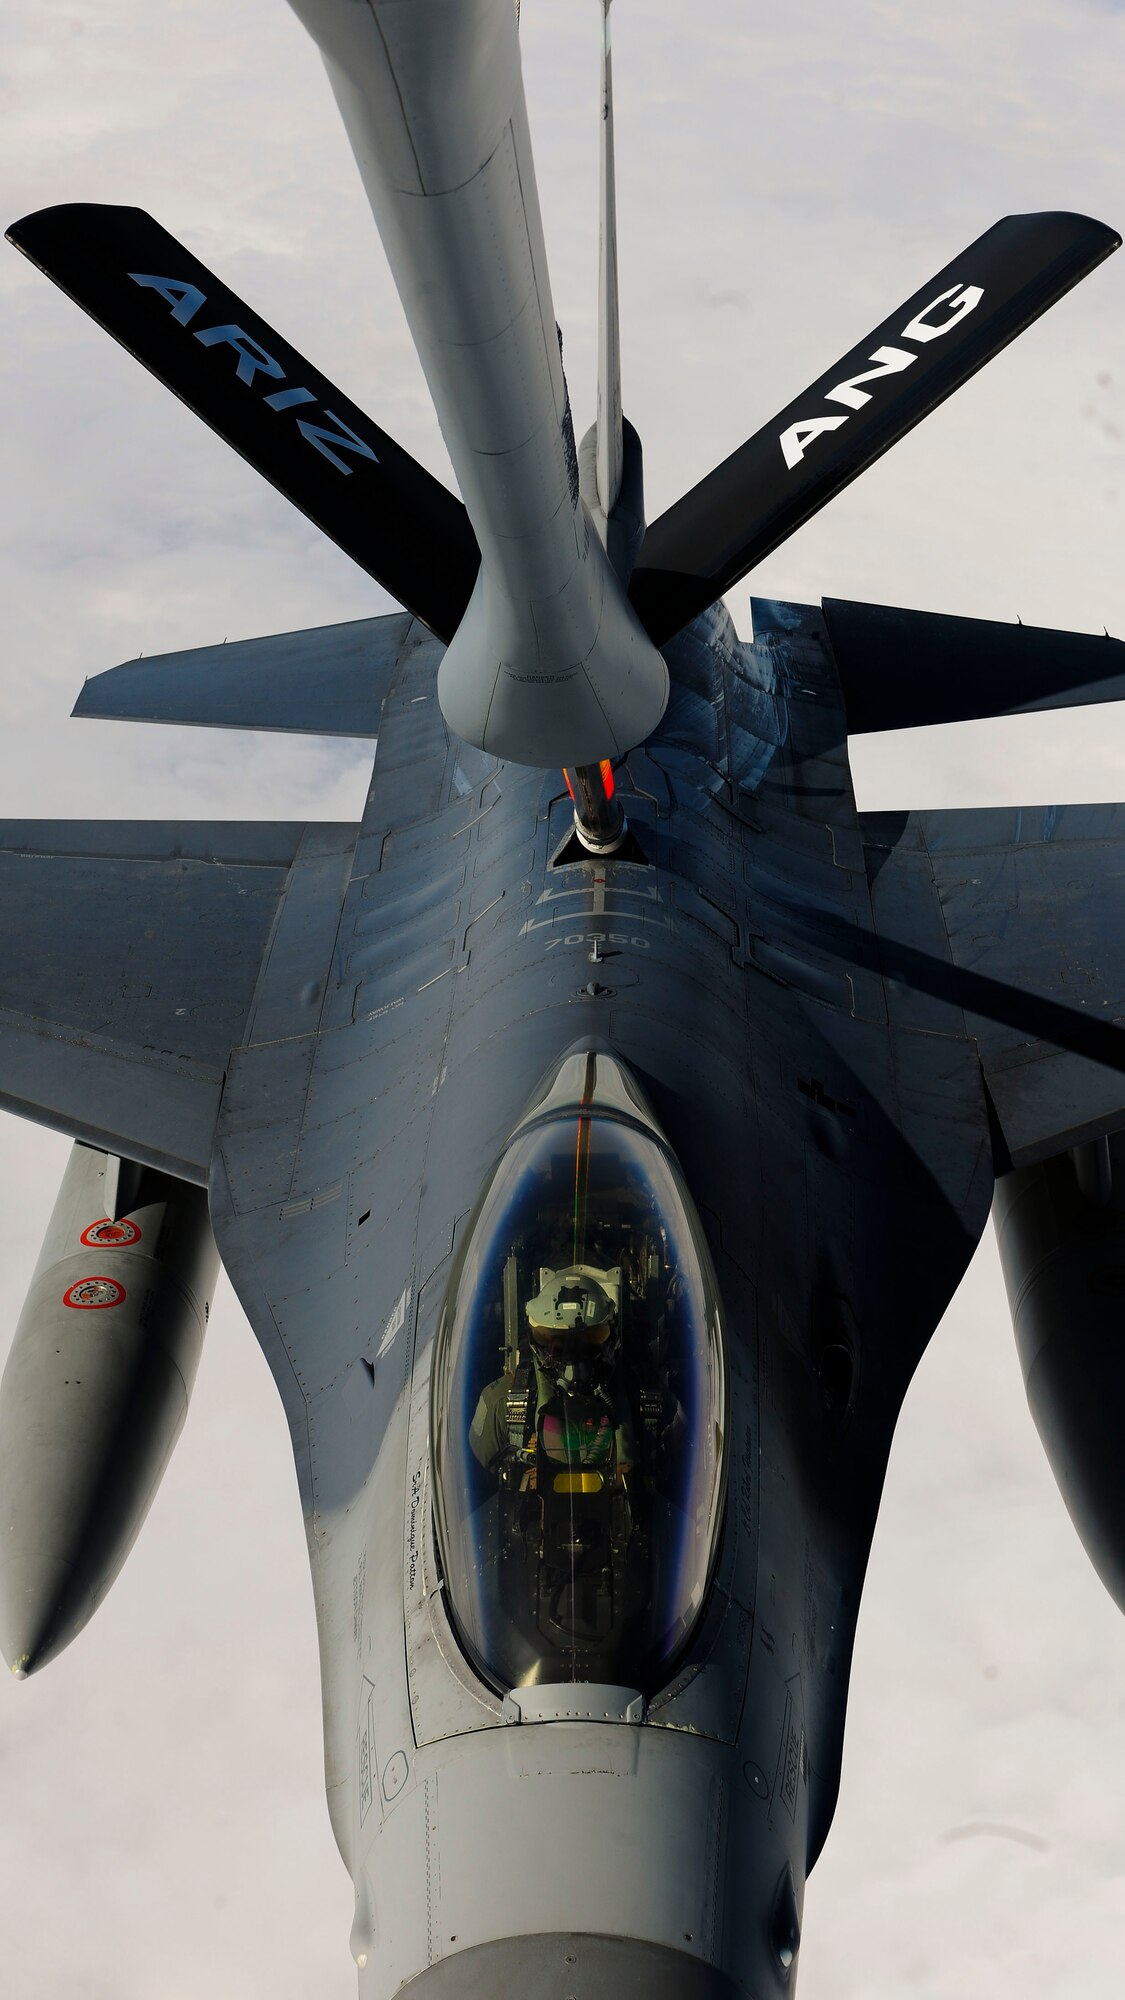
[3,1,1124,1993]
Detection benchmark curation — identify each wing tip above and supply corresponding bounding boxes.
[6,202,148,259]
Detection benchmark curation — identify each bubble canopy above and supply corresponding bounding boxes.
[431,1050,728,1694]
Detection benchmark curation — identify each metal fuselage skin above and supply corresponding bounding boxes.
[210,602,996,1996]
[286,0,668,768]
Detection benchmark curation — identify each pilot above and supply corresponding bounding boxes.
[468,1268,638,1478]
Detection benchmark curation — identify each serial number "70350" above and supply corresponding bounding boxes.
[544,932,651,950]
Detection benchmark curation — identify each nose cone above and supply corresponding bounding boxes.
[392,1934,744,1999]
[0,1551,94,1679]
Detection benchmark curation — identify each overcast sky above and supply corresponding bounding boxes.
[2,2,1124,1996]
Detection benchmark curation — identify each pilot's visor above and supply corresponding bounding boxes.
[527,1268,614,1344]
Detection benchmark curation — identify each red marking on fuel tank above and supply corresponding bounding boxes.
[80,1218,141,1248]
[63,1277,127,1310]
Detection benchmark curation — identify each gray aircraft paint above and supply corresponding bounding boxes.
[0,1143,216,1675]
[6,569,1125,1995]
[287,0,668,767]
[16,588,1123,1991]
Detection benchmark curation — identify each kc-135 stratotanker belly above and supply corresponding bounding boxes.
[3,0,1125,1994]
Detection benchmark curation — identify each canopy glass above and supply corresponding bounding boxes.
[431,1051,727,1692]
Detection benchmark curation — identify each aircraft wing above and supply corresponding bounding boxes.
[863,804,1125,1167]
[73,613,440,738]
[0,820,354,1179]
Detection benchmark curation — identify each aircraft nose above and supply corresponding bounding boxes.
[0,1551,92,1680]
[392,1932,743,1998]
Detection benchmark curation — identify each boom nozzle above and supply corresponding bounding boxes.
[564,761,627,854]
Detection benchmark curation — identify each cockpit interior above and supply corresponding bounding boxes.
[431,1050,728,1693]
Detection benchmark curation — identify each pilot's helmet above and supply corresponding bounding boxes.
[526,1268,614,1349]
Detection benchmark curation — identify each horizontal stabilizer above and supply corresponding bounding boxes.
[7,205,481,640]
[823,599,1125,733]
[73,613,439,737]
[631,212,1120,645]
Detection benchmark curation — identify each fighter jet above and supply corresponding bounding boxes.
[2,2,1124,1994]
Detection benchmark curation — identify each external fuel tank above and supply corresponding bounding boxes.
[0,1142,217,1676]
[993,1136,1125,1611]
